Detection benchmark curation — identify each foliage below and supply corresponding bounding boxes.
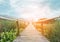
[33,18,60,42]
[0,29,17,42]
[19,19,29,33]
[44,19,60,42]
[0,19,29,42]
[0,19,17,42]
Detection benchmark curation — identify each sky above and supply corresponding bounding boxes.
[0,0,60,19]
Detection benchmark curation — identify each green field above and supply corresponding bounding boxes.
[0,19,29,42]
[33,18,60,42]
[0,19,18,42]
[0,18,60,42]
[45,19,60,42]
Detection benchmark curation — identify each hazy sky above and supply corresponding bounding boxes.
[0,0,60,19]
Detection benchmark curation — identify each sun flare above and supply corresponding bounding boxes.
[19,4,49,21]
[14,2,51,21]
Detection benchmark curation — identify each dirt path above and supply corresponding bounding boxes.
[13,23,49,42]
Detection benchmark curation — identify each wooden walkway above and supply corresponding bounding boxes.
[13,23,49,42]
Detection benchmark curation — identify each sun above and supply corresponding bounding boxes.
[17,4,50,21]
[10,0,52,21]
[20,13,38,22]
[19,5,42,21]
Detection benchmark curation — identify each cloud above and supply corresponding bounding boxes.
[47,0,60,18]
[40,0,60,10]
[0,0,11,15]
[39,0,60,17]
[10,0,60,19]
[0,0,5,4]
[48,0,60,10]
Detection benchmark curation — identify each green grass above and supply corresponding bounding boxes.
[0,19,17,42]
[19,19,29,33]
[0,30,17,42]
[0,19,29,42]
[44,19,60,42]
[1,18,60,42]
[33,19,60,42]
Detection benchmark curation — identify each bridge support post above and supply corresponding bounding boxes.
[16,19,20,36]
[41,22,44,35]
